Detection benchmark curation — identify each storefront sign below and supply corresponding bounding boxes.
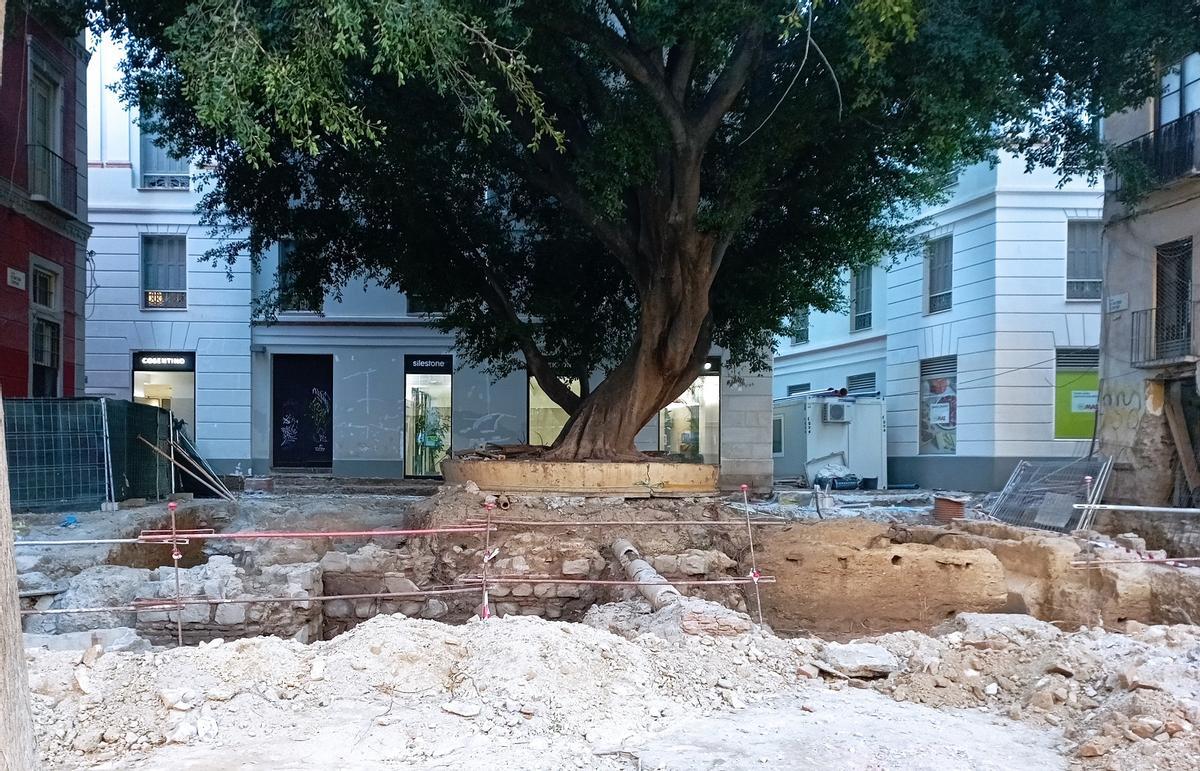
[404,354,453,374]
[133,351,195,371]
[1071,390,1098,413]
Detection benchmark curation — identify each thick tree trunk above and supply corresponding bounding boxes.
[0,395,40,770]
[546,241,714,461]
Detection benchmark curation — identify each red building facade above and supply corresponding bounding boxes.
[0,8,89,397]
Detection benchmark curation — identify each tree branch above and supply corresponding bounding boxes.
[665,41,696,103]
[542,12,689,147]
[477,269,582,415]
[693,21,766,143]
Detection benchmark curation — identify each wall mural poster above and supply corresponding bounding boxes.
[272,354,334,467]
[919,373,957,455]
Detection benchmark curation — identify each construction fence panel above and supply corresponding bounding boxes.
[3,398,107,512]
[105,399,173,503]
[988,455,1112,533]
[4,397,173,513]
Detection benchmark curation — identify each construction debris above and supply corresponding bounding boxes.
[20,608,1200,769]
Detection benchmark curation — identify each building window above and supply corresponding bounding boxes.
[406,295,440,315]
[847,372,876,393]
[1066,221,1102,300]
[918,356,957,455]
[29,257,62,397]
[141,235,187,309]
[925,237,953,314]
[1054,348,1099,440]
[27,61,72,213]
[277,240,322,312]
[31,266,58,310]
[1159,52,1200,126]
[850,268,872,330]
[140,127,190,189]
[791,308,810,345]
[31,317,61,396]
[772,415,784,456]
[786,383,812,396]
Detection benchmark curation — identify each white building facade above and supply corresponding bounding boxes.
[84,39,774,487]
[774,157,1104,490]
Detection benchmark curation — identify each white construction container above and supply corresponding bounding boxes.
[772,394,887,488]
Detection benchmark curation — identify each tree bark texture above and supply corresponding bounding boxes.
[546,239,715,461]
[0,395,39,770]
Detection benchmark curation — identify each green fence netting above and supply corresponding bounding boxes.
[3,397,173,512]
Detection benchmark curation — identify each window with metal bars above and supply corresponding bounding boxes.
[1155,238,1193,360]
[925,237,952,313]
[846,372,876,393]
[850,268,872,330]
[141,235,187,309]
[790,308,809,345]
[31,317,61,396]
[1066,221,1103,300]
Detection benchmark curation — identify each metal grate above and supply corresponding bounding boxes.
[920,355,957,377]
[3,398,107,511]
[988,455,1113,533]
[846,372,877,393]
[1056,348,1100,370]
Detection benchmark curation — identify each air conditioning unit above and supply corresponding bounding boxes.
[822,401,853,423]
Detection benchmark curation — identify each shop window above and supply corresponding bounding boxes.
[1054,348,1099,440]
[404,355,453,477]
[919,356,957,455]
[141,235,187,309]
[659,357,720,463]
[133,353,198,439]
[528,378,580,446]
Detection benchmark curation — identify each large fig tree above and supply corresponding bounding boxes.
[92,0,1199,459]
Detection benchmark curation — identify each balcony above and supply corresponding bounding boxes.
[26,143,77,216]
[1131,302,1199,368]
[1116,111,1200,189]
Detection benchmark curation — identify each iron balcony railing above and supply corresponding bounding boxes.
[1131,301,1199,367]
[26,143,77,215]
[1116,110,1200,189]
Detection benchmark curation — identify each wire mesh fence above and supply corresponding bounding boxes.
[4,397,173,512]
[106,399,173,503]
[987,454,1113,533]
[3,398,108,511]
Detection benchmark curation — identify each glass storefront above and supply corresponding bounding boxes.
[405,355,453,477]
[528,377,580,447]
[132,351,196,438]
[659,358,720,463]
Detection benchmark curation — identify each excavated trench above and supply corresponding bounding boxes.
[21,488,1200,646]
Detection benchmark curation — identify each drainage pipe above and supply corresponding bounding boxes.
[611,538,682,611]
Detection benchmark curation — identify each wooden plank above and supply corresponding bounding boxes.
[1164,381,1200,492]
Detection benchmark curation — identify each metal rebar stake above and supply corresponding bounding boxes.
[741,484,764,625]
[169,499,183,646]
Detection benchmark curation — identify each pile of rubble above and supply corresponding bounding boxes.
[21,605,1200,769]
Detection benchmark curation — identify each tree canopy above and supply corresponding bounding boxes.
[90,0,1200,458]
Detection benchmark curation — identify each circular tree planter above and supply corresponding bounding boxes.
[441,459,719,497]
